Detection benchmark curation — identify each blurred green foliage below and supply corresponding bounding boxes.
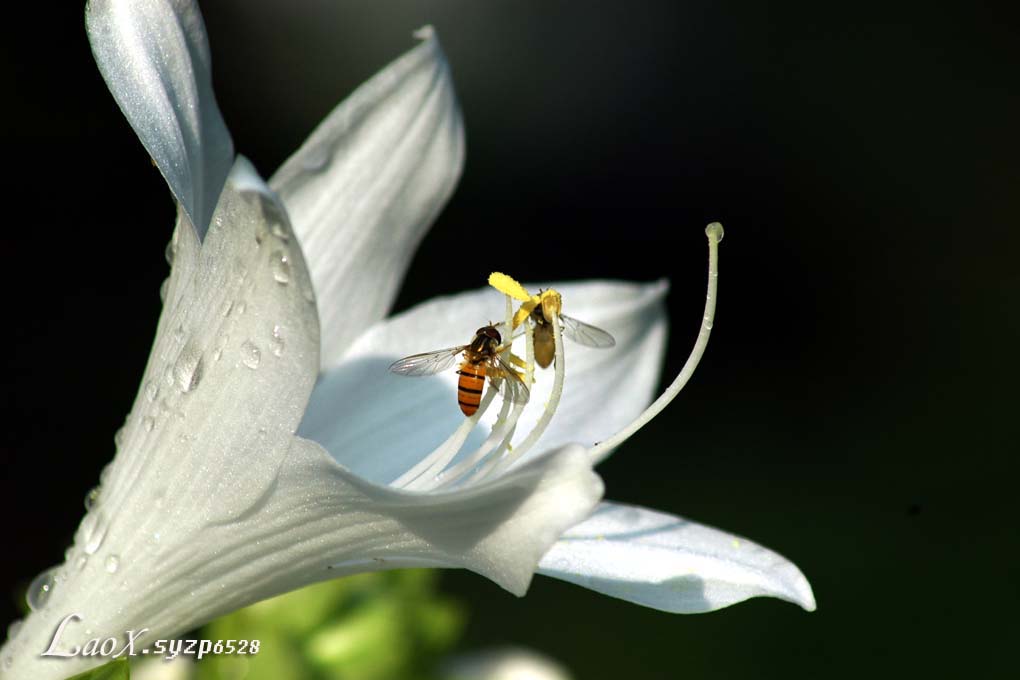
[192,570,464,680]
[65,657,129,680]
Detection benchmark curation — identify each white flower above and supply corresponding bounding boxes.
[1,1,813,678]
[444,647,573,680]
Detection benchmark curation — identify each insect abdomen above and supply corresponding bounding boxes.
[457,361,486,416]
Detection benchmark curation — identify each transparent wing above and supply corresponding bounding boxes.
[488,356,531,405]
[492,321,525,345]
[389,346,466,377]
[559,314,616,348]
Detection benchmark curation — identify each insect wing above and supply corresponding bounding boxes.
[491,321,525,345]
[488,356,531,405]
[389,346,466,377]
[559,314,616,348]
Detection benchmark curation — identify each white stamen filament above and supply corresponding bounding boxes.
[395,294,535,491]
[393,387,497,489]
[588,222,723,460]
[480,309,566,478]
[433,318,535,489]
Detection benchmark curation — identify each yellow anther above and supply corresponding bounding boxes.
[512,299,537,329]
[538,288,562,319]
[488,272,532,302]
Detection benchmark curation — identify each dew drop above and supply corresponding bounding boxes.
[105,555,120,574]
[26,567,58,611]
[271,250,291,284]
[172,324,185,344]
[254,220,268,246]
[173,344,204,393]
[84,486,100,511]
[142,416,155,433]
[7,619,22,641]
[240,341,261,369]
[113,426,126,449]
[220,299,233,318]
[159,278,170,303]
[75,555,87,571]
[235,301,247,316]
[270,325,285,357]
[164,239,176,266]
[301,146,330,173]
[81,511,109,555]
[270,222,290,241]
[145,380,159,402]
[99,462,114,487]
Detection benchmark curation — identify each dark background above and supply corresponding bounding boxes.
[3,1,1018,678]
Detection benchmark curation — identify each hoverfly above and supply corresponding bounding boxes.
[529,291,616,368]
[389,325,530,416]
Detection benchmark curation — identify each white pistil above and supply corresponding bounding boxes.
[588,222,723,460]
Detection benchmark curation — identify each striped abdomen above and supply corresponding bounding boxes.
[457,360,487,416]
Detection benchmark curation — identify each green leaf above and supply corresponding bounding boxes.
[63,657,130,680]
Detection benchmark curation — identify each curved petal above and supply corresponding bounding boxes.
[270,27,465,370]
[298,280,667,483]
[537,502,816,613]
[86,0,233,237]
[0,158,317,680]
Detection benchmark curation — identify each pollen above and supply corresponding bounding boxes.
[488,272,532,302]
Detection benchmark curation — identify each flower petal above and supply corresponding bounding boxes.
[270,27,465,370]
[537,502,816,613]
[444,648,572,680]
[86,0,233,237]
[0,158,317,680]
[298,280,667,483]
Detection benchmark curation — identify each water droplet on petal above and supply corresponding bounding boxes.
[240,341,261,369]
[7,619,22,641]
[220,299,233,317]
[75,555,87,570]
[270,222,290,241]
[84,486,100,511]
[301,146,330,173]
[271,250,291,285]
[113,427,126,449]
[270,325,285,357]
[254,221,268,246]
[105,555,120,574]
[145,380,159,402]
[173,344,204,393]
[99,462,114,487]
[159,278,170,303]
[26,567,58,611]
[165,239,176,266]
[235,301,247,316]
[142,416,155,432]
[81,511,109,555]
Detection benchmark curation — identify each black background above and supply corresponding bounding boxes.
[3,1,1018,678]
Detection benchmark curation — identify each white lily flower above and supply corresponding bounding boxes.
[444,647,573,680]
[2,1,813,678]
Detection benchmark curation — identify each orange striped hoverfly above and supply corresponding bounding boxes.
[389,325,530,416]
